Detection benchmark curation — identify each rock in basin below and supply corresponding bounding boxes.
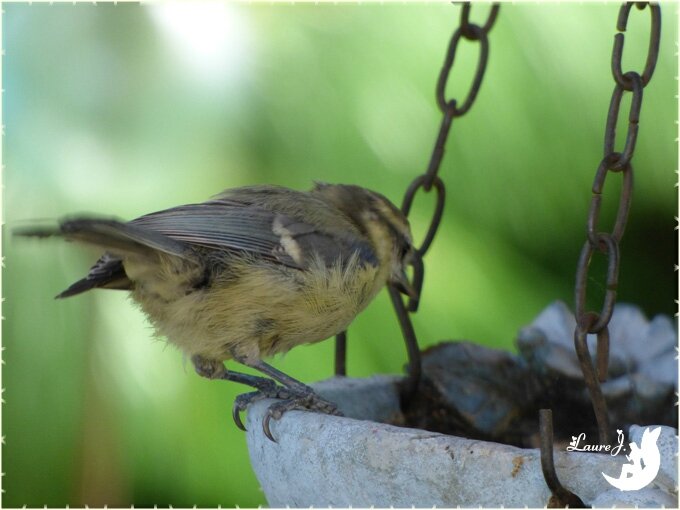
[246,375,674,507]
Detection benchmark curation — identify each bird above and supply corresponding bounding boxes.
[16,182,416,441]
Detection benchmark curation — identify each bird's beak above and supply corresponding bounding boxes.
[391,269,419,300]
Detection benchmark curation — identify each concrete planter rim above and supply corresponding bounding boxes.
[245,374,678,508]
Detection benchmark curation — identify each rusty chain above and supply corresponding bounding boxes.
[401,2,500,311]
[573,1,660,445]
[539,4,661,501]
[391,2,500,402]
[335,3,499,381]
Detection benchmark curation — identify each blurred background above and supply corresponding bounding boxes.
[2,2,677,507]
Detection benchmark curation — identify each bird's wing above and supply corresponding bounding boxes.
[130,199,379,270]
[26,192,380,298]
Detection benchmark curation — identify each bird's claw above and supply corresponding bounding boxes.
[231,384,299,432]
[232,389,290,432]
[260,393,343,442]
[232,401,247,432]
[232,388,342,442]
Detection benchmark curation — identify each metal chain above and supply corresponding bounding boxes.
[334,3,500,379]
[573,1,661,445]
[391,3,500,402]
[537,5,661,501]
[402,2,500,311]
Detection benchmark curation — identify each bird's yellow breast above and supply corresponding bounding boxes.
[130,252,385,364]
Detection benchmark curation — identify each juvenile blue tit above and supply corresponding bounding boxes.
[17,183,415,440]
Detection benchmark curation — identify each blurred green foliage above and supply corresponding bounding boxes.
[2,3,677,507]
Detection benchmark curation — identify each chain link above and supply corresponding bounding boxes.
[391,3,499,400]
[573,1,661,444]
[575,233,620,333]
[604,73,643,169]
[399,2,499,311]
[436,26,489,117]
[335,3,500,378]
[575,1,660,334]
[587,157,633,245]
[611,2,661,89]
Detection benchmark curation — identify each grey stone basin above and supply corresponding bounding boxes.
[246,375,678,507]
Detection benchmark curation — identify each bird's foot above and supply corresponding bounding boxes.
[234,388,342,442]
[232,386,297,431]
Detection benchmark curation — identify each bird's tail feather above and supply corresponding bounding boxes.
[15,217,192,260]
[56,268,131,299]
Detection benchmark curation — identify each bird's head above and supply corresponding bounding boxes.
[312,182,417,299]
